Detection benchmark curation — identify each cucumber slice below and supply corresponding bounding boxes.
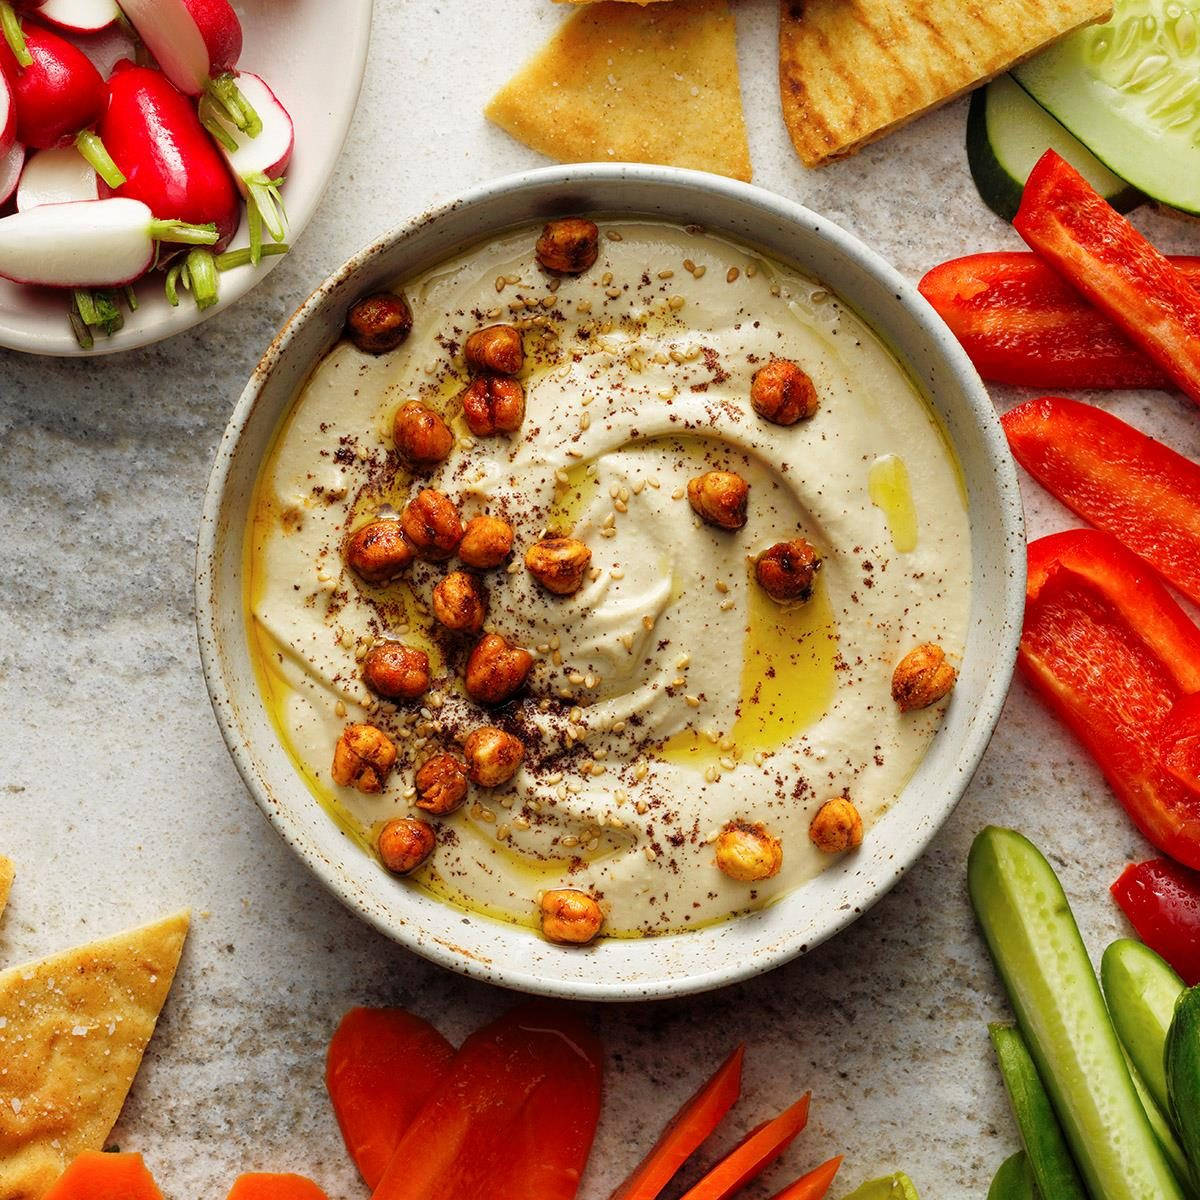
[968,74,1142,221]
[1122,1046,1198,1196]
[1101,938,1185,1117]
[968,828,1186,1200]
[1166,987,1200,1189]
[1013,0,1200,215]
[988,1153,1039,1200]
[988,1025,1087,1200]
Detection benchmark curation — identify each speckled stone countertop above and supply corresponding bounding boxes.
[1,2,1195,1196]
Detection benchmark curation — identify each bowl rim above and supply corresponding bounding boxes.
[196,162,1027,1000]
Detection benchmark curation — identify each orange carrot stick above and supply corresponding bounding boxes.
[678,1094,812,1200]
[226,1173,330,1200]
[42,1151,164,1200]
[768,1156,844,1200]
[326,1007,455,1188]
[610,1045,745,1200]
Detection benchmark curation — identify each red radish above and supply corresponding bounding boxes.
[0,23,124,186]
[0,138,23,203]
[0,64,13,153]
[202,71,290,261]
[99,62,239,251]
[0,196,217,286]
[37,0,119,34]
[17,144,97,209]
[0,1,45,69]
[115,0,259,135]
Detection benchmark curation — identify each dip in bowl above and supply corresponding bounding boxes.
[198,166,1024,998]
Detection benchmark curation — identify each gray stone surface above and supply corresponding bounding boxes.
[1,1,1196,1196]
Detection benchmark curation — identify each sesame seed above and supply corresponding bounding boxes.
[548,277,561,292]
[719,756,737,771]
[705,729,720,743]
[704,766,719,783]
[746,263,758,277]
[676,654,690,669]
[514,817,531,830]
[607,230,623,241]
[552,650,564,666]
[668,296,686,311]
[642,615,654,631]
[546,771,565,785]
[685,695,701,708]
[719,599,735,611]
[602,271,613,285]
[589,566,602,581]
[600,527,617,538]
[683,258,696,273]
[672,676,687,688]
[507,560,522,575]
[498,824,511,840]
[611,567,625,580]
[584,673,597,688]
[555,468,570,486]
[658,269,674,279]
[568,671,585,685]
[561,835,579,848]
[671,486,685,500]
[580,412,592,431]
[495,276,506,292]
[644,845,657,862]
[614,499,628,513]
[403,785,417,800]
[634,762,649,781]
[647,478,661,489]
[727,267,740,283]
[334,700,347,718]
[692,265,706,279]
[769,284,782,297]
[612,721,627,733]
[605,287,621,299]
[636,798,649,814]
[705,828,720,843]
[632,480,645,494]
[716,580,729,594]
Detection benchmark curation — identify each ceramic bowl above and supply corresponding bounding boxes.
[196,164,1025,1000]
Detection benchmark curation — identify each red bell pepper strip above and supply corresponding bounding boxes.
[767,1156,843,1200]
[1004,397,1200,607]
[677,1094,811,1200]
[919,252,1200,389]
[1021,531,1200,867]
[1014,151,1200,406]
[1160,693,1200,798]
[42,1152,163,1200]
[1112,857,1200,985]
[226,1176,329,1200]
[325,1007,455,1189]
[369,1003,603,1200]
[609,1044,745,1200]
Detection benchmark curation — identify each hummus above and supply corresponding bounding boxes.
[246,219,970,937]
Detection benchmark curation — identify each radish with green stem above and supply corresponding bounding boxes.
[0,1,44,69]
[0,24,124,185]
[0,196,217,286]
[201,72,290,264]
[17,143,96,208]
[38,0,120,34]
[164,240,287,309]
[115,0,259,135]
[99,62,239,250]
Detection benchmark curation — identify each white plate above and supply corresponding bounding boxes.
[0,0,373,356]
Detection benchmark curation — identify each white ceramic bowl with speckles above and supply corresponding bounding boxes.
[196,164,1025,1001]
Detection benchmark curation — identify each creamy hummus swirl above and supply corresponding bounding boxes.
[247,220,970,936]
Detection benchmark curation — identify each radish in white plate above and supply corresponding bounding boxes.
[0,196,217,286]
[115,0,259,135]
[37,0,119,33]
[0,139,24,204]
[16,144,97,209]
[202,72,291,263]
[0,0,45,68]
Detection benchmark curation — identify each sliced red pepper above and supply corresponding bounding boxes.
[369,1002,603,1200]
[325,1007,455,1189]
[226,1175,329,1200]
[609,1044,745,1200]
[768,1156,843,1200]
[1004,397,1200,607]
[677,1094,811,1200]
[1112,858,1200,985]
[919,252,1200,389]
[1014,151,1200,405]
[1160,693,1200,798]
[1020,532,1200,867]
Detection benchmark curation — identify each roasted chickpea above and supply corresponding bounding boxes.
[750,359,819,425]
[809,796,863,854]
[755,538,822,603]
[345,292,412,354]
[459,515,515,569]
[687,470,749,530]
[524,536,592,596]
[535,218,601,275]
[344,519,414,584]
[464,632,534,705]
[892,643,958,712]
[392,400,454,470]
[378,816,436,875]
[331,723,397,794]
[539,889,604,945]
[459,376,526,437]
[463,725,525,787]
[433,571,487,634]
[714,821,783,882]
[400,489,464,561]
[414,753,469,815]
[362,642,431,701]
[464,324,524,375]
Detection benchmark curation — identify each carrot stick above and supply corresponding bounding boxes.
[768,1156,843,1200]
[42,1151,164,1200]
[610,1045,745,1200]
[226,1174,330,1200]
[678,1094,812,1200]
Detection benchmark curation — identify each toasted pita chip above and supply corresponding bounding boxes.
[0,911,189,1200]
[487,0,751,181]
[557,1,674,5]
[0,856,12,923]
[779,0,1112,167]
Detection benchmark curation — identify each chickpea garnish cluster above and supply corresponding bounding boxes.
[345,292,413,355]
[524,536,592,596]
[750,358,819,425]
[809,796,863,854]
[892,643,958,711]
[539,888,604,945]
[715,821,783,882]
[393,401,454,471]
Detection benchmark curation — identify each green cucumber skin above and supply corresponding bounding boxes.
[968,828,1186,1200]
[1124,1047,1199,1197]
[967,86,1023,223]
[989,1025,1086,1199]
[988,1152,1039,1200]
[1102,938,1185,1116]
[1166,987,1200,1190]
